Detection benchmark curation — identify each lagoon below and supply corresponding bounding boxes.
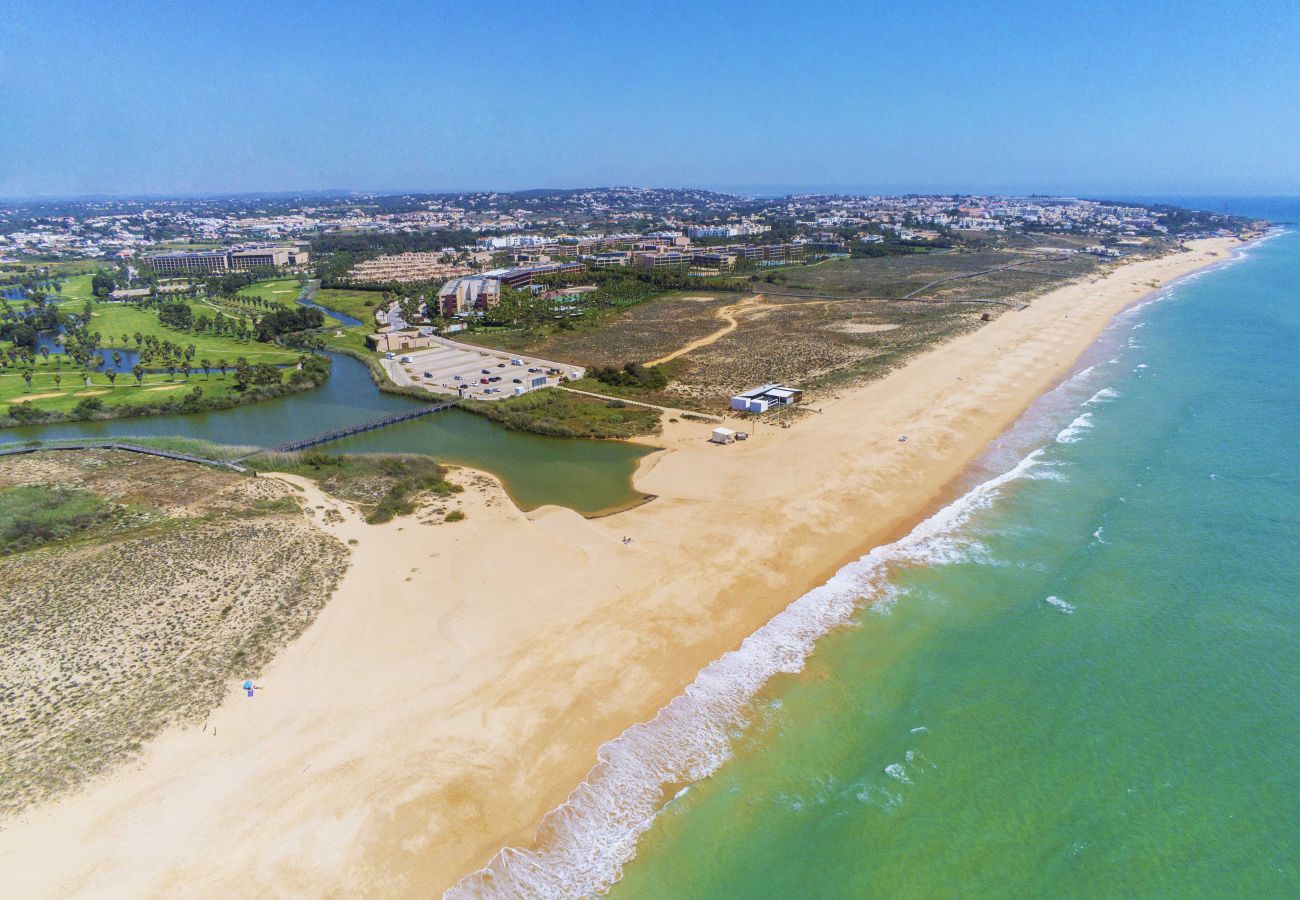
[0,351,654,515]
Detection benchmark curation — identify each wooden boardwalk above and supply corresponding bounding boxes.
[235,401,455,460]
[0,442,248,472]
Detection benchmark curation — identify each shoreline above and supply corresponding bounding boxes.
[0,237,1248,897]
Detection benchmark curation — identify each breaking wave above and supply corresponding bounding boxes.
[445,448,1051,899]
[1055,413,1094,444]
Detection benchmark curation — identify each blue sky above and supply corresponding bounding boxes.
[2,0,1297,198]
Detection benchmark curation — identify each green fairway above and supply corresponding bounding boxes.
[237,278,306,305]
[3,293,303,416]
[1,366,245,415]
[78,301,297,364]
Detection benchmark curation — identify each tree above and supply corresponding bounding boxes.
[132,364,145,385]
[217,358,229,375]
[252,362,281,386]
[91,271,116,298]
[233,357,253,391]
[200,357,211,378]
[106,371,117,386]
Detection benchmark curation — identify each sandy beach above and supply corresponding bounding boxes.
[0,238,1241,897]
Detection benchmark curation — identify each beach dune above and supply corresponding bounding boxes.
[0,239,1239,897]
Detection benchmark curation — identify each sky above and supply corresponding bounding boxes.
[1,0,1298,199]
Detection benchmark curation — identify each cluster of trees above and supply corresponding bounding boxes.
[482,285,559,329]
[589,362,669,391]
[0,302,61,350]
[91,271,117,297]
[5,354,331,427]
[253,306,324,341]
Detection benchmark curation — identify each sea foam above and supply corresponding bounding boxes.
[445,448,1050,899]
[1045,595,1076,614]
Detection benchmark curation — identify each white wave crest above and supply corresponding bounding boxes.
[1055,413,1094,444]
[1085,387,1120,405]
[444,449,1052,899]
[1045,595,1076,614]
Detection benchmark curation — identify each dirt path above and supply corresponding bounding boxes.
[646,294,771,367]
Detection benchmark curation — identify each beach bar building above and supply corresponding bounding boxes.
[730,383,804,414]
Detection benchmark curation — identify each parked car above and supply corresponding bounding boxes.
[512,378,522,384]
[480,378,489,384]
[481,369,490,375]
[489,376,502,383]
[453,375,462,381]
[497,363,506,368]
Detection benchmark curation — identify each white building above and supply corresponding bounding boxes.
[729,383,803,414]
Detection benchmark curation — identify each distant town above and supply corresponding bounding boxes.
[0,188,1259,430]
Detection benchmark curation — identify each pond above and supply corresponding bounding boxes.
[32,328,142,374]
[0,351,655,515]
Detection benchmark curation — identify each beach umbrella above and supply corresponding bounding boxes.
[242,679,253,691]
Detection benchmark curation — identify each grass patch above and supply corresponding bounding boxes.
[0,484,114,553]
[248,451,461,523]
[461,387,660,439]
[312,287,384,323]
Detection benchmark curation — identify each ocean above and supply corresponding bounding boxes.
[451,206,1300,898]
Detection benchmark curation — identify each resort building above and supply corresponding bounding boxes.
[344,252,472,284]
[589,251,631,268]
[147,244,306,274]
[632,250,692,268]
[437,274,500,317]
[730,383,804,413]
[148,249,232,274]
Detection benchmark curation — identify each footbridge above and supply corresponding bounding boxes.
[233,401,456,461]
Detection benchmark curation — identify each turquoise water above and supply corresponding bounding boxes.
[451,222,1300,897]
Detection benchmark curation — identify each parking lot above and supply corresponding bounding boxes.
[380,336,584,401]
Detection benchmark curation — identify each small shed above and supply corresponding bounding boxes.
[710,427,736,444]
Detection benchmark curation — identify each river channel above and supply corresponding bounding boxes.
[0,350,655,515]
